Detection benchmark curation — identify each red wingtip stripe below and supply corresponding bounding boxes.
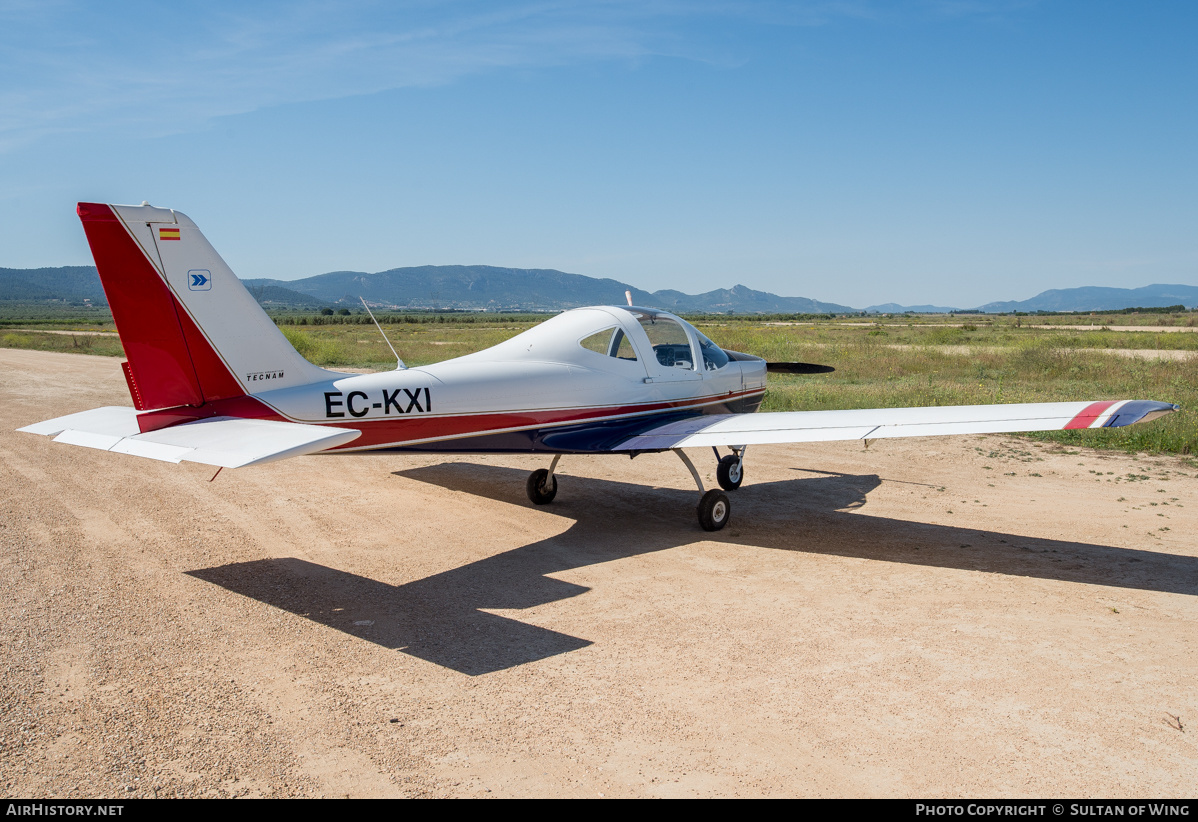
[1064,400,1118,430]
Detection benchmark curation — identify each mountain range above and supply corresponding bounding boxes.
[975,284,1198,313]
[2,265,1194,314]
[242,267,855,313]
[0,266,108,303]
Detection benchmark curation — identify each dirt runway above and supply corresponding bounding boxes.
[2,348,1196,797]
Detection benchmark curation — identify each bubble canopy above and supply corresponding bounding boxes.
[622,307,730,372]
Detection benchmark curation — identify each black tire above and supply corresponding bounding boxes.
[716,455,744,491]
[697,489,730,531]
[526,468,558,505]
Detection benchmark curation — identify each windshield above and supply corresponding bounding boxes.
[636,314,694,370]
[627,310,731,372]
[694,328,730,371]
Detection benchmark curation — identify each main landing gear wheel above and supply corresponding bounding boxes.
[698,489,730,531]
[716,455,744,491]
[526,468,558,505]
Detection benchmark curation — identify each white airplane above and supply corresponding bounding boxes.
[19,202,1179,530]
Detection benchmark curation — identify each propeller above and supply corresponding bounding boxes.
[765,362,835,374]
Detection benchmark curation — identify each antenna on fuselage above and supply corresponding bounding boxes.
[359,297,406,370]
[625,290,633,307]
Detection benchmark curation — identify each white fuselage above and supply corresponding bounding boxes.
[248,307,767,453]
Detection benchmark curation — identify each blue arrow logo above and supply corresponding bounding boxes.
[187,269,212,291]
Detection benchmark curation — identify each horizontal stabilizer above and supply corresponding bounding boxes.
[19,407,360,468]
[614,400,1179,450]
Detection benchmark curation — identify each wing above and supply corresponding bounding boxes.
[614,400,1178,450]
[19,407,360,468]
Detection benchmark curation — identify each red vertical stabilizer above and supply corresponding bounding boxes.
[78,202,209,410]
[78,202,330,414]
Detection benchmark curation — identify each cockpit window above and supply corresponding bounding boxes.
[609,329,637,360]
[637,315,694,370]
[579,327,637,362]
[579,328,614,355]
[695,329,730,371]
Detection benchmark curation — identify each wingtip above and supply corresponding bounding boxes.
[1105,400,1180,428]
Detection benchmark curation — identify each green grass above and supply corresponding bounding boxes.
[278,321,537,368]
[697,319,1198,351]
[0,302,115,328]
[0,330,125,357]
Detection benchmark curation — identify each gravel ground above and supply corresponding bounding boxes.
[2,348,1196,798]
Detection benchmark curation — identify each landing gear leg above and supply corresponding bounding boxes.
[527,454,561,505]
[674,448,729,531]
[715,445,746,491]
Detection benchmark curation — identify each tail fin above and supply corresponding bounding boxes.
[78,202,328,410]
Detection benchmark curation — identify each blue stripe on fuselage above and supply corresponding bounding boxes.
[368,394,763,454]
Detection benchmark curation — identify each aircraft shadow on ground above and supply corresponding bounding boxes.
[189,462,1198,676]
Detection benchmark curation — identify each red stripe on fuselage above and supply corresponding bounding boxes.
[1063,400,1117,429]
[137,394,282,433]
[138,389,764,447]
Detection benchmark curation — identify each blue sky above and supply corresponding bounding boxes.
[1,0,1195,308]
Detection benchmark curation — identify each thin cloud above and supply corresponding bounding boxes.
[0,0,1024,152]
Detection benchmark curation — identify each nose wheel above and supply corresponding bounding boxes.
[698,489,730,531]
[675,447,745,531]
[526,468,558,504]
[526,454,561,505]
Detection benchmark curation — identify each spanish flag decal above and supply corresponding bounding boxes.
[159,227,181,241]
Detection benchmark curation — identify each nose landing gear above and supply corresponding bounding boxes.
[697,488,730,531]
[526,454,561,505]
[675,447,744,531]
